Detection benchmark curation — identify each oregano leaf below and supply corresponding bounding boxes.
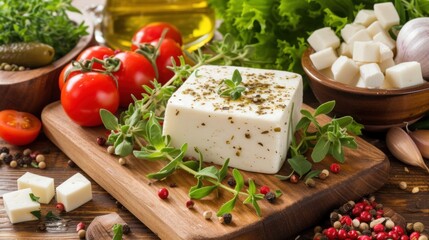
[189,185,217,199]
[311,137,331,163]
[217,195,238,216]
[314,100,335,116]
[287,155,312,177]
[100,109,118,131]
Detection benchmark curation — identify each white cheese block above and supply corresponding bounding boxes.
[3,188,40,224]
[358,63,384,89]
[346,29,372,53]
[379,58,395,73]
[163,65,303,174]
[373,31,396,50]
[307,27,340,52]
[310,47,338,70]
[378,43,394,62]
[331,56,359,85]
[17,172,54,204]
[353,41,380,63]
[338,43,352,58]
[385,61,425,88]
[374,2,400,29]
[56,173,92,212]
[367,21,384,37]
[354,10,377,27]
[341,24,365,43]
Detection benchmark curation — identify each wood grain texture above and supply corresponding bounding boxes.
[0,12,94,115]
[41,101,390,240]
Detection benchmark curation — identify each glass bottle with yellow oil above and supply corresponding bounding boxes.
[100,0,215,51]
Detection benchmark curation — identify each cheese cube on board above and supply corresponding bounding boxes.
[367,21,384,37]
[17,172,54,204]
[307,27,340,52]
[56,173,92,212]
[359,63,384,89]
[353,41,380,63]
[386,62,425,88]
[163,65,303,174]
[373,31,396,50]
[3,188,40,224]
[374,2,400,29]
[331,56,359,85]
[379,58,395,73]
[354,10,377,27]
[341,24,365,43]
[310,47,338,70]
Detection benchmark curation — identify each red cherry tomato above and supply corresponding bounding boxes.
[113,51,156,107]
[58,63,80,91]
[0,110,41,146]
[152,38,183,85]
[131,22,183,51]
[77,46,115,70]
[61,73,119,127]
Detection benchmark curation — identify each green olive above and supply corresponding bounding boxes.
[0,42,55,68]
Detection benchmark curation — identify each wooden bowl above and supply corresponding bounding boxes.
[302,48,429,131]
[0,13,94,115]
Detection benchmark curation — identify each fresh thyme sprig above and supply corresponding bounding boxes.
[217,69,246,100]
[276,101,363,181]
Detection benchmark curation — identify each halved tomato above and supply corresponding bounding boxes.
[0,110,42,146]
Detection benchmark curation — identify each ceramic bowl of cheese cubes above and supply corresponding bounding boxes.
[302,2,429,131]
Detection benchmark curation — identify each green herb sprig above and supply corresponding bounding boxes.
[0,0,88,59]
[112,224,123,240]
[217,69,246,100]
[276,101,363,181]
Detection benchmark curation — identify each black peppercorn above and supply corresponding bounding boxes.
[0,147,10,154]
[122,224,131,235]
[362,229,372,236]
[3,154,13,164]
[22,156,32,165]
[38,222,47,231]
[264,192,276,203]
[369,209,377,216]
[96,136,106,146]
[222,213,232,224]
[330,212,339,222]
[14,152,23,160]
[227,177,236,187]
[375,203,383,210]
[339,203,352,214]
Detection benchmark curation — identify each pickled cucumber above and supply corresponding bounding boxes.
[0,42,55,68]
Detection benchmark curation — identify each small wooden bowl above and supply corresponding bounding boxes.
[302,48,429,131]
[0,13,94,115]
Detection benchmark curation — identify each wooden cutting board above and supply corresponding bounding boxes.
[42,101,390,240]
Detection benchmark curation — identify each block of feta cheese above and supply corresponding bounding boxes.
[331,56,359,85]
[163,65,303,174]
[354,10,377,27]
[56,173,92,212]
[379,43,394,62]
[341,24,365,43]
[385,62,425,88]
[17,172,54,204]
[353,41,380,63]
[307,27,340,52]
[3,188,41,224]
[374,2,400,29]
[310,47,338,70]
[379,58,395,73]
[358,63,384,89]
[373,31,396,50]
[338,43,352,58]
[367,21,384,37]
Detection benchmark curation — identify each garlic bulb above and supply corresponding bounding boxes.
[395,17,429,79]
[386,127,429,173]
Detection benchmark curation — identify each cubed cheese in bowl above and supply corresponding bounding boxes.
[163,65,303,174]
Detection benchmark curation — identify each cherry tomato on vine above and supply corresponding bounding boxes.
[152,38,184,85]
[61,73,119,127]
[77,46,115,70]
[58,63,80,91]
[0,110,42,146]
[113,51,156,107]
[131,22,183,51]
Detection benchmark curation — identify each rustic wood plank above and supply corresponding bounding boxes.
[41,101,390,239]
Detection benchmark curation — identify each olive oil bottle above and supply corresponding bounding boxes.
[101,0,215,51]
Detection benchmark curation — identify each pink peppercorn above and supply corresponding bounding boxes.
[359,210,372,222]
[158,188,169,199]
[410,232,420,240]
[373,223,385,233]
[259,185,270,195]
[324,227,337,240]
[348,230,359,239]
[392,226,405,236]
[337,229,347,240]
[330,163,341,174]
